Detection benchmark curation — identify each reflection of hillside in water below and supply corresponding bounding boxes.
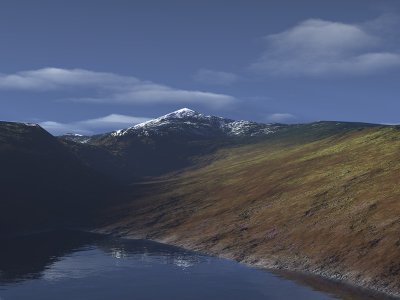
[99,238,207,269]
[0,230,391,300]
[0,230,99,284]
[0,230,204,285]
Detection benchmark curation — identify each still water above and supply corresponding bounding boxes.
[0,231,391,300]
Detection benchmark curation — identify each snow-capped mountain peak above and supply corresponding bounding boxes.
[112,108,203,136]
[163,108,200,119]
[110,108,282,138]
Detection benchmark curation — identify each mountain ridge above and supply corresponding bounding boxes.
[60,108,285,143]
[110,108,282,138]
[57,108,291,182]
[6,109,380,183]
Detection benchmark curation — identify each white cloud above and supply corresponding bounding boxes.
[250,18,400,76]
[0,68,236,107]
[39,114,151,135]
[74,86,234,107]
[266,113,296,123]
[193,69,239,85]
[0,68,139,91]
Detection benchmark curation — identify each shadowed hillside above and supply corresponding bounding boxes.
[0,122,118,235]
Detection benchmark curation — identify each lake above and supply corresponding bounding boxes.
[0,231,391,300]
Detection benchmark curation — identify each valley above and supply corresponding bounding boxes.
[1,108,399,298]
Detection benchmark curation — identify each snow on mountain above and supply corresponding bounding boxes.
[66,133,84,137]
[60,133,92,143]
[24,123,41,127]
[110,108,281,138]
[163,107,199,119]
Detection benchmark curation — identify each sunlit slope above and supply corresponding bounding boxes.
[101,125,400,296]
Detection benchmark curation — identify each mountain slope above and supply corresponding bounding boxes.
[0,121,117,235]
[96,124,400,297]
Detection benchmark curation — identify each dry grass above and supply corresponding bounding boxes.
[99,126,400,296]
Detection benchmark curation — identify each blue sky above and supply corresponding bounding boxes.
[1,0,400,135]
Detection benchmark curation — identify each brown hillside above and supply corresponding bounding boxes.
[98,125,400,297]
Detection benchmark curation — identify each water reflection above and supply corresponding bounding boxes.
[0,230,97,284]
[0,231,206,285]
[0,231,394,300]
[110,248,126,259]
[173,256,196,269]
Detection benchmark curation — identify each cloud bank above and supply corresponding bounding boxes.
[40,114,151,135]
[0,68,235,107]
[251,18,400,76]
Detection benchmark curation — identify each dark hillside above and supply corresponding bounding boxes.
[0,122,118,235]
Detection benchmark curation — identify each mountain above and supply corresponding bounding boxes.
[59,108,376,182]
[0,121,117,235]
[109,108,282,138]
[59,108,287,182]
[60,108,283,145]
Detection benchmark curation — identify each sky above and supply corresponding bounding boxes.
[1,0,400,135]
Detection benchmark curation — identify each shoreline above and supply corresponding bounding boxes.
[92,227,398,300]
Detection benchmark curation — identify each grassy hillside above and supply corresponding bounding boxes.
[97,124,400,296]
